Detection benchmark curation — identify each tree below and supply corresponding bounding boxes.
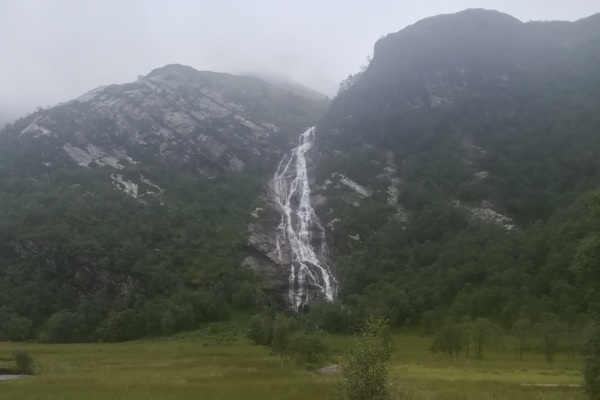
[271,314,298,366]
[574,194,600,398]
[305,299,355,333]
[471,318,493,360]
[247,313,274,346]
[511,318,532,360]
[286,332,329,367]
[583,323,600,399]
[459,316,472,359]
[12,350,34,375]
[160,310,176,335]
[431,323,463,359]
[535,312,565,363]
[1,317,33,341]
[337,56,371,96]
[336,316,410,400]
[421,310,441,335]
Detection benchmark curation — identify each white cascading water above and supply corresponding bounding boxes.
[273,127,337,311]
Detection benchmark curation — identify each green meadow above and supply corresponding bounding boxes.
[0,331,585,400]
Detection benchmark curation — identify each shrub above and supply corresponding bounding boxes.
[1,317,33,341]
[336,316,412,400]
[286,332,328,367]
[12,350,34,375]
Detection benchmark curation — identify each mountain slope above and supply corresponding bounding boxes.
[302,9,600,328]
[243,72,330,101]
[0,65,328,342]
[3,64,328,176]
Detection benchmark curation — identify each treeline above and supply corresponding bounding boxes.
[429,314,577,362]
[246,311,330,367]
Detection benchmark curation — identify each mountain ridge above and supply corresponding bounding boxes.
[297,8,600,329]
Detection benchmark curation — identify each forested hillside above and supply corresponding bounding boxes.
[0,66,328,342]
[305,9,600,332]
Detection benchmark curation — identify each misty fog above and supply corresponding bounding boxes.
[1,0,598,126]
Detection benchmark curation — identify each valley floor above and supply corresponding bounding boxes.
[0,332,585,400]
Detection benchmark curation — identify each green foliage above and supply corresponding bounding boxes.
[271,314,299,364]
[574,195,600,398]
[285,332,329,367]
[336,316,402,400]
[573,194,600,302]
[471,317,494,360]
[246,312,327,368]
[0,332,586,400]
[12,349,34,375]
[431,323,463,359]
[511,318,533,360]
[326,191,594,333]
[304,300,357,333]
[1,317,33,342]
[0,145,266,342]
[535,312,566,363]
[247,313,275,346]
[583,323,600,399]
[431,317,503,360]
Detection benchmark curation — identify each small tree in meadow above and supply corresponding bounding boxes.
[583,323,600,399]
[511,318,532,360]
[12,350,34,375]
[336,316,411,400]
[271,314,299,365]
[431,323,463,359]
[286,332,329,367]
[247,313,274,346]
[471,318,493,360]
[459,316,472,358]
[536,313,565,363]
[573,194,600,399]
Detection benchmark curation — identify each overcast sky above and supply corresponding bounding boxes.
[1,0,598,123]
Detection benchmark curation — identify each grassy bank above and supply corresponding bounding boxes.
[0,332,586,400]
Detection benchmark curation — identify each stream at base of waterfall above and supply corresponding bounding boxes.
[272,127,337,311]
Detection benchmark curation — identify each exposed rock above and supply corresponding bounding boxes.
[111,174,138,198]
[454,200,516,230]
[332,172,373,198]
[9,64,328,177]
[475,171,490,180]
[244,191,290,305]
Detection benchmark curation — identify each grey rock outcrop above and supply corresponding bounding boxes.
[9,64,328,177]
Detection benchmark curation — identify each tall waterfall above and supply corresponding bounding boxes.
[273,127,337,311]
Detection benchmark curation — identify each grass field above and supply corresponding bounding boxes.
[0,328,587,400]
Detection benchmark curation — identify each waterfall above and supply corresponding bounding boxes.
[272,127,337,311]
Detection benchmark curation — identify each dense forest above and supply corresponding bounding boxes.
[0,104,276,342]
[307,9,600,335]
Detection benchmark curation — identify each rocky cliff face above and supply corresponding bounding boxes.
[5,64,328,188]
